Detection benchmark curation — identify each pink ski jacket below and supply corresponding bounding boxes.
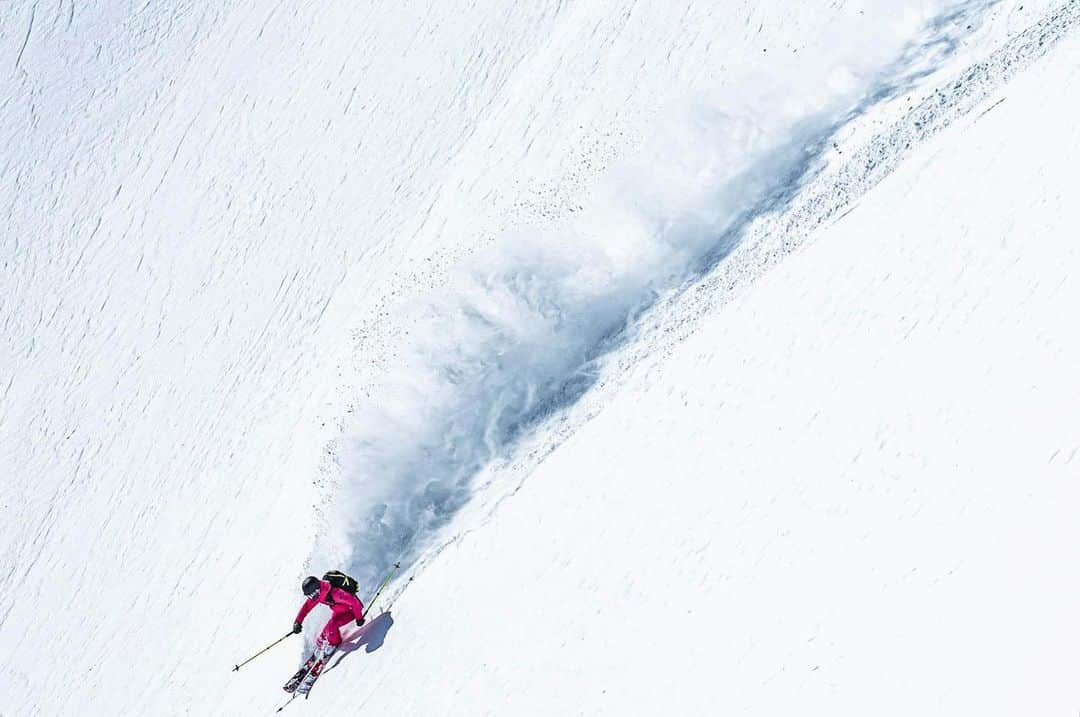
[294,580,364,625]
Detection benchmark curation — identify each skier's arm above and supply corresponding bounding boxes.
[342,591,365,623]
[294,597,317,626]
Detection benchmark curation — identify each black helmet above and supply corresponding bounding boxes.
[302,576,320,598]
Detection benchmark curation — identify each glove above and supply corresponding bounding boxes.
[292,622,303,634]
[356,617,365,627]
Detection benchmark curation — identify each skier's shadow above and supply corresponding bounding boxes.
[325,611,394,673]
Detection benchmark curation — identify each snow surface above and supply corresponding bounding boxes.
[2,1,1079,715]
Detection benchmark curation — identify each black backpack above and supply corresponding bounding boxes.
[323,570,359,594]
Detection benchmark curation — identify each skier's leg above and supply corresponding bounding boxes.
[320,608,355,649]
[297,610,357,696]
[283,652,318,692]
[288,612,349,694]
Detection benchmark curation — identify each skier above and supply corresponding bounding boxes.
[284,573,365,693]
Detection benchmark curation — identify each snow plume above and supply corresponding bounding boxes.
[314,1,994,596]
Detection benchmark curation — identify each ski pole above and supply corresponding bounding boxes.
[232,631,294,672]
[366,562,401,613]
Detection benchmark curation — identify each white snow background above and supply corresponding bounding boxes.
[2,1,1079,715]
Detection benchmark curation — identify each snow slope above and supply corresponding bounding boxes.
[2,1,1078,715]
[306,7,1080,715]
[338,26,1080,717]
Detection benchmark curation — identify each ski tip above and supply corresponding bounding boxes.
[232,665,239,672]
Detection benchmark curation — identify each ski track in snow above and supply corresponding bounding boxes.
[316,0,1079,607]
[13,4,36,71]
[639,0,1080,375]
[547,0,1080,509]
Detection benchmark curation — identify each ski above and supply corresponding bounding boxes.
[282,654,318,693]
[281,638,336,699]
[297,657,328,698]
